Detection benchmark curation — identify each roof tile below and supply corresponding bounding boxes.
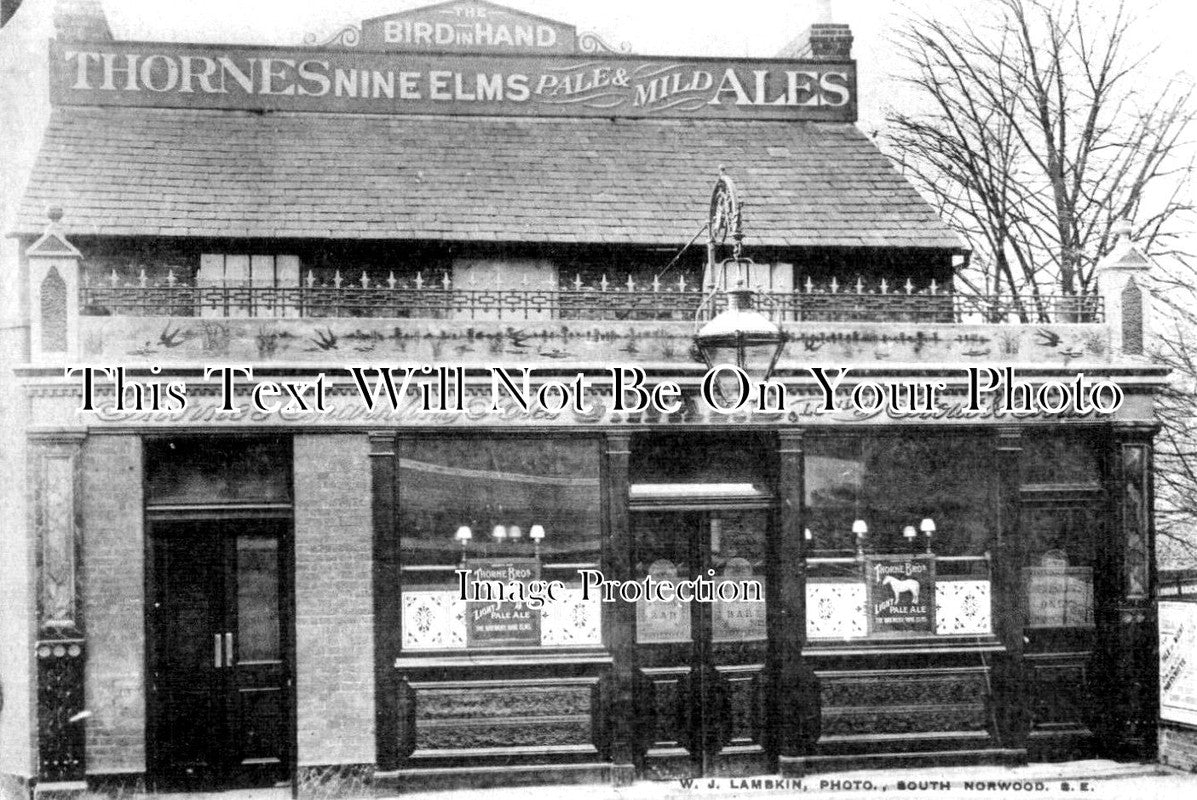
[15,107,965,251]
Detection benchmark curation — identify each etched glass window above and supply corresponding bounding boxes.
[397,437,603,650]
[804,433,995,641]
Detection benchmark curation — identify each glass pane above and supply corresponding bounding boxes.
[804,436,863,554]
[1022,431,1102,485]
[633,512,694,645]
[237,536,280,663]
[710,511,767,643]
[804,434,994,556]
[145,437,292,505]
[805,434,997,641]
[1022,506,1098,630]
[398,437,603,650]
[631,432,772,487]
[862,435,993,556]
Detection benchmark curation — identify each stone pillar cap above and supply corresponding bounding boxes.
[1098,219,1152,273]
[26,208,82,259]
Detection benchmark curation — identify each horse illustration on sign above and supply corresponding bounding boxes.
[882,574,920,604]
[869,556,934,635]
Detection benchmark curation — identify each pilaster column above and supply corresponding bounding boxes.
[776,430,818,775]
[29,430,87,787]
[603,432,635,785]
[370,431,401,772]
[992,426,1028,756]
[1106,425,1159,758]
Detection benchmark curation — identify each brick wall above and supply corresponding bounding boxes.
[0,415,33,788]
[294,434,375,767]
[81,435,144,774]
[1160,723,1197,772]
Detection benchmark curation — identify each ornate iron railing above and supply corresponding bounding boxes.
[79,270,1104,324]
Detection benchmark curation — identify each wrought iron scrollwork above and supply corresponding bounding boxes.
[578,31,632,54]
[303,24,361,48]
[708,167,742,256]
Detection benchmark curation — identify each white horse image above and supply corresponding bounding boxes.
[882,574,920,604]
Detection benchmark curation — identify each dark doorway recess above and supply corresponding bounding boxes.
[631,508,775,778]
[146,517,293,790]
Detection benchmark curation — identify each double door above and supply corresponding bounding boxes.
[632,509,774,778]
[148,518,292,789]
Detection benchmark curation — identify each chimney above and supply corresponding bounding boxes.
[53,0,111,41]
[776,0,853,60]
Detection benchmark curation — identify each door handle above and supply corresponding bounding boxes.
[225,632,233,667]
[214,633,222,669]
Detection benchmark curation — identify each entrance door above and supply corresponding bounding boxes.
[632,509,773,778]
[148,518,292,789]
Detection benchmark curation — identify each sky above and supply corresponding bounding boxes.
[82,0,1196,134]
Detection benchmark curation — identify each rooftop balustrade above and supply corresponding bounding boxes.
[25,213,1152,368]
[79,269,1104,325]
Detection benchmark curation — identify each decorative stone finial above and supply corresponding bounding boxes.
[47,207,64,223]
[1095,215,1153,357]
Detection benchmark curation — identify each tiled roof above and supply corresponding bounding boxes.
[16,106,965,249]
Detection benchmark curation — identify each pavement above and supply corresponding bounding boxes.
[376,760,1197,800]
[103,762,1197,800]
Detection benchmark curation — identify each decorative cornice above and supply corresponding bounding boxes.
[368,430,398,456]
[27,429,87,445]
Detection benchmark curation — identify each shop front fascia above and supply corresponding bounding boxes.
[10,155,1169,800]
[3,1,1170,794]
[13,347,1167,790]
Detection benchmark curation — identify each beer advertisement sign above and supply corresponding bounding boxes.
[867,556,934,635]
[50,42,856,121]
[463,558,542,646]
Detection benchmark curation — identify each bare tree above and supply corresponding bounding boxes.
[885,0,1194,316]
[885,0,1197,567]
[1147,257,1197,567]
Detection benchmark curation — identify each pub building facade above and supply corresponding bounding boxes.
[0,0,1169,796]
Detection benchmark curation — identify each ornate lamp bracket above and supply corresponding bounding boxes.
[708,166,743,262]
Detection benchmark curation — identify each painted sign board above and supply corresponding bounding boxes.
[463,557,542,646]
[867,555,934,636]
[1160,599,1197,727]
[361,1,577,53]
[50,42,857,121]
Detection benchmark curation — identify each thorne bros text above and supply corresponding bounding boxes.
[65,365,1125,418]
